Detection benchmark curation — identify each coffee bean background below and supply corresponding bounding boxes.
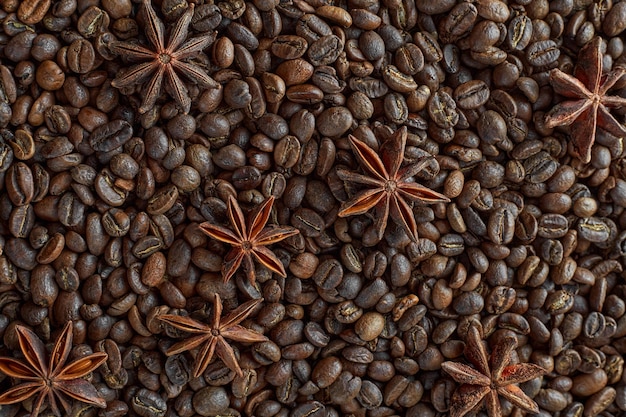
[0,0,625,416]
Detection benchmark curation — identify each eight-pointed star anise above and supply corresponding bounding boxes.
[441,325,546,417]
[0,322,108,417]
[198,196,299,285]
[110,0,218,114]
[158,294,268,378]
[337,126,450,242]
[545,36,626,163]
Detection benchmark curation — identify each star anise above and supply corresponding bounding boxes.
[198,196,299,285]
[0,322,108,417]
[337,127,450,242]
[545,36,626,163]
[441,325,546,417]
[110,0,218,114]
[158,294,268,378]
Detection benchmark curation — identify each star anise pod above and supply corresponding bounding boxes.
[337,126,450,242]
[441,325,546,417]
[110,0,218,114]
[0,322,108,417]
[545,36,626,163]
[198,196,299,285]
[158,294,268,378]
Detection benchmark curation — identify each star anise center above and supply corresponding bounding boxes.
[384,179,398,193]
[241,240,253,251]
[159,53,172,64]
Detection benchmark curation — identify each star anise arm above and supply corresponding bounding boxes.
[198,222,241,246]
[347,136,388,181]
[254,225,299,246]
[338,188,386,217]
[398,182,450,204]
[158,315,212,333]
[497,384,540,414]
[390,194,418,241]
[489,336,516,381]
[212,294,224,328]
[220,325,269,343]
[48,391,65,417]
[166,4,194,53]
[140,0,165,52]
[56,352,108,380]
[171,61,219,88]
[15,326,49,376]
[0,357,40,379]
[111,61,159,89]
[31,390,48,417]
[575,37,602,91]
[164,334,213,356]
[549,69,592,99]
[251,245,288,277]
[220,298,263,328]
[174,30,215,59]
[227,196,248,240]
[49,322,73,377]
[379,127,407,178]
[544,99,592,128]
[54,378,107,409]
[449,384,490,417]
[371,199,391,241]
[485,390,502,417]
[165,66,191,114]
[109,42,156,62]
[397,157,436,180]
[222,249,246,283]
[248,196,275,239]
[0,382,45,405]
[464,326,490,376]
[336,168,386,188]
[570,106,598,163]
[192,336,218,378]
[441,362,491,386]
[597,105,626,137]
[600,67,626,97]
[498,363,546,385]
[243,253,257,284]
[140,65,167,114]
[215,337,244,377]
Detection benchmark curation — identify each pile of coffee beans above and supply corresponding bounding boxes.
[0,0,626,416]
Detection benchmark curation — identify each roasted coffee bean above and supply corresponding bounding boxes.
[6,162,34,206]
[308,35,343,66]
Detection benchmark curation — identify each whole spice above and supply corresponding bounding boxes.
[0,322,108,417]
[545,37,626,163]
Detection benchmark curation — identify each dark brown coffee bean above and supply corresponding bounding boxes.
[77,6,109,38]
[18,0,51,25]
[526,40,560,66]
[428,90,459,129]
[36,60,65,90]
[308,35,343,66]
[382,65,418,93]
[6,161,34,206]
[67,38,95,74]
[317,106,353,137]
[90,120,133,152]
